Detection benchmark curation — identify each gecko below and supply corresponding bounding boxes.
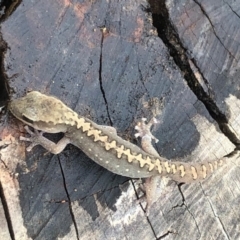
[8,91,231,213]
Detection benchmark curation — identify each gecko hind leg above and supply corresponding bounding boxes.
[134,117,171,215]
[135,117,160,158]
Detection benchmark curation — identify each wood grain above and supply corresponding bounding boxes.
[1,0,240,239]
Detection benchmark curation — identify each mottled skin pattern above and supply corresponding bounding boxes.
[9,91,228,212]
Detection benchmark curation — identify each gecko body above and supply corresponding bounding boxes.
[9,91,231,211]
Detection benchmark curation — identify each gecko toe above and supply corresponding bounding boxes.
[26,142,38,151]
[134,133,141,138]
[20,136,32,142]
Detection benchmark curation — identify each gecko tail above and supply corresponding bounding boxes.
[162,150,240,183]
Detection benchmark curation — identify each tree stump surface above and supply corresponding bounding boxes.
[0,0,240,239]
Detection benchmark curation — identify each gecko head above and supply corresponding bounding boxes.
[9,91,45,125]
[8,91,74,133]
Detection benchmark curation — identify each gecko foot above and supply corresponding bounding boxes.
[20,126,44,151]
[134,118,159,143]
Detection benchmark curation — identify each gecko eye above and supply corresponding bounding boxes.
[22,115,34,124]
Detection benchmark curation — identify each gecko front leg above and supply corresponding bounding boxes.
[21,126,71,154]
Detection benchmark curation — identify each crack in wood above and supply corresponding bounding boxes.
[147,0,240,146]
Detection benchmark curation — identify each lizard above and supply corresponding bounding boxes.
[8,91,233,212]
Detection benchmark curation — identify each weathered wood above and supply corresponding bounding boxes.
[0,0,240,239]
[0,199,11,240]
